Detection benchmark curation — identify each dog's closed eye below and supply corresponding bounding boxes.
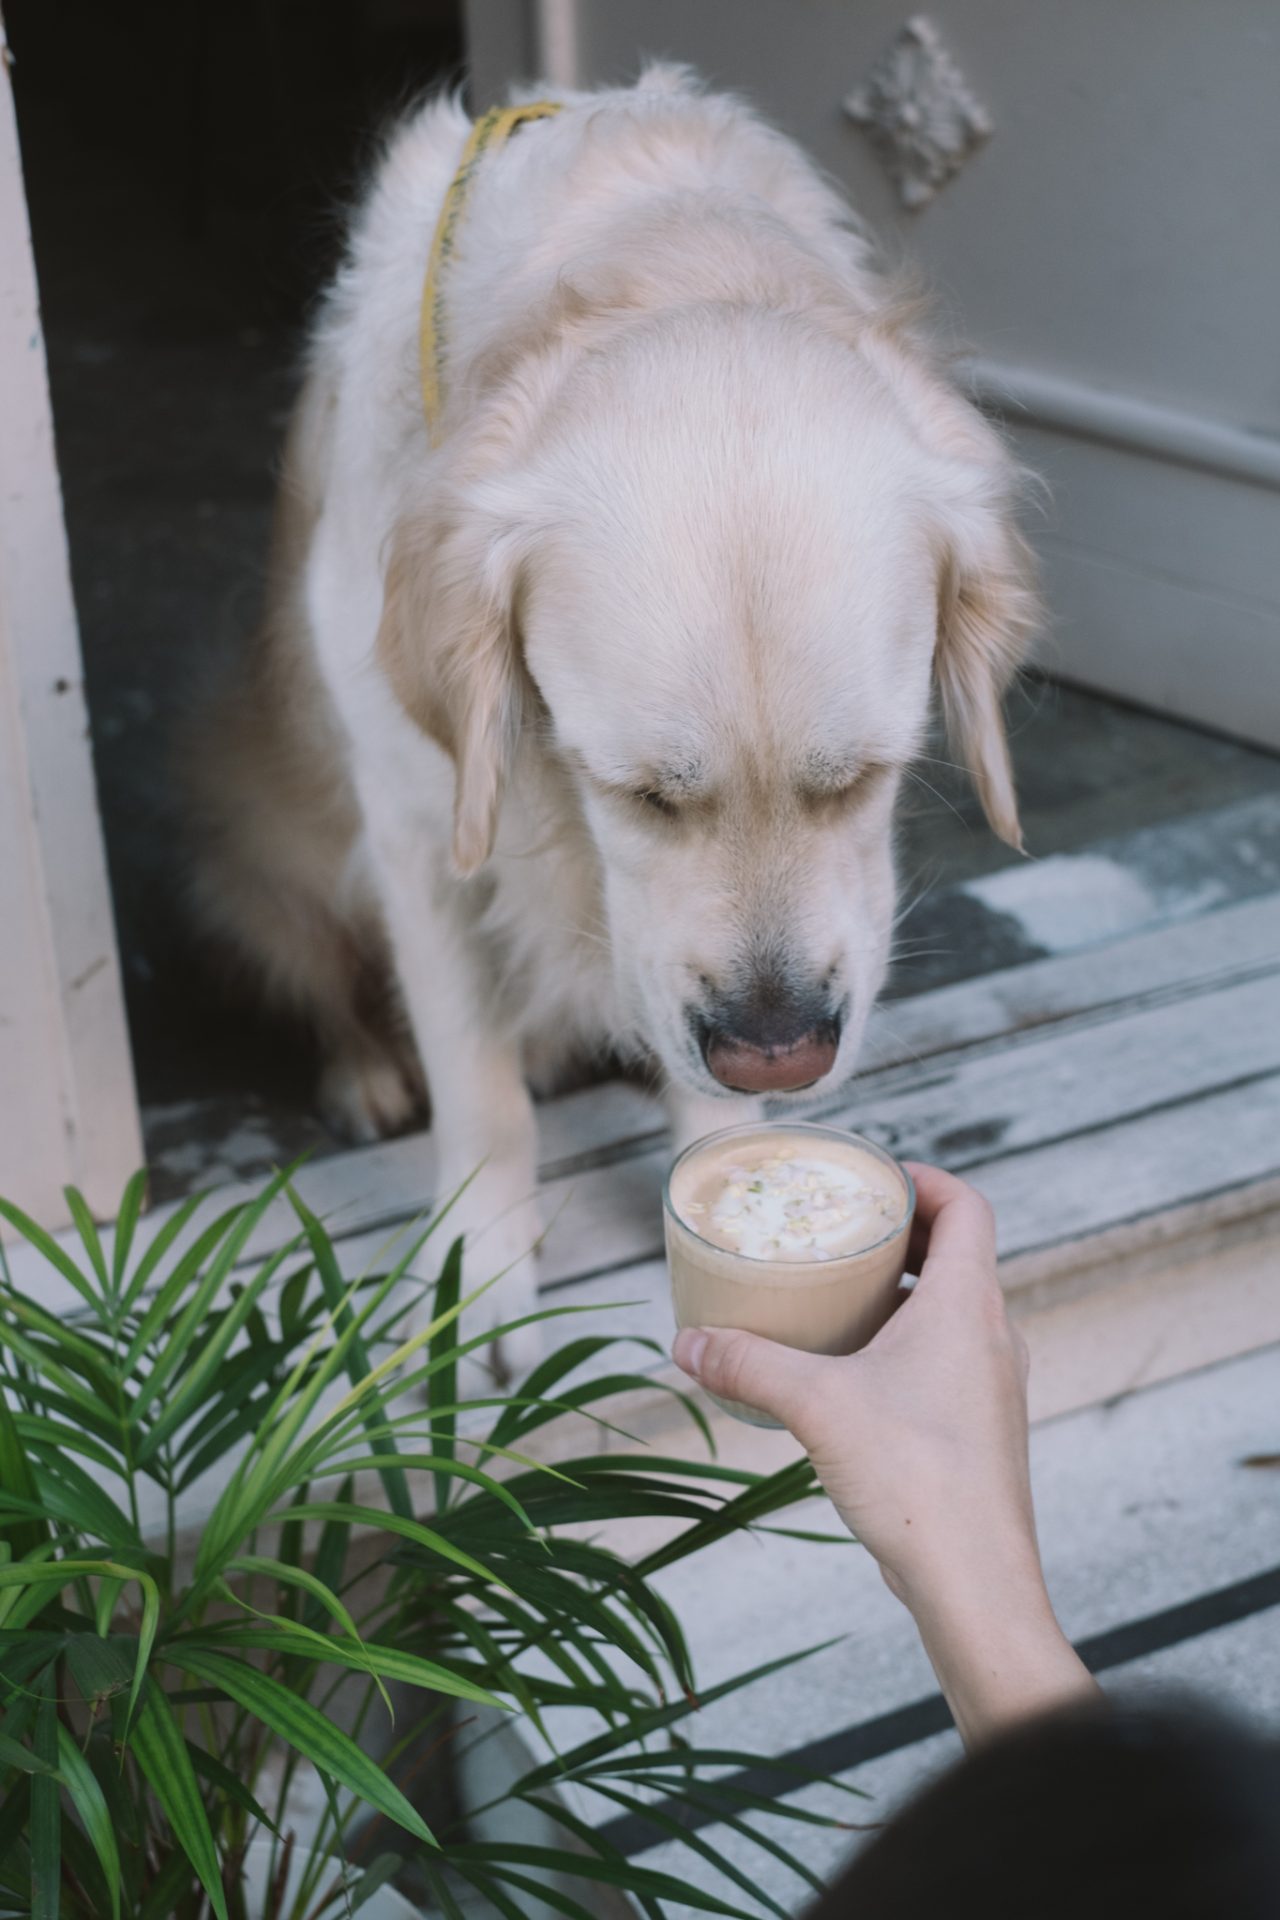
[798,759,895,815]
[633,786,682,819]
[584,765,698,822]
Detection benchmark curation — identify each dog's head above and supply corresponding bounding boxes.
[379,303,1036,1100]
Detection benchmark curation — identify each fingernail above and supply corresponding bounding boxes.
[673,1328,709,1378]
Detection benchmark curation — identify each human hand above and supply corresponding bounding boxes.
[672,1163,1097,1741]
[673,1162,1033,1600]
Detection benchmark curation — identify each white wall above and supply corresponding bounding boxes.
[466,0,1280,746]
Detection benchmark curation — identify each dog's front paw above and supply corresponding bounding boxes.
[489,1262,546,1387]
[317,1041,425,1144]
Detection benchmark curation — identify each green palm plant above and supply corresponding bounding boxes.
[0,1168,855,1920]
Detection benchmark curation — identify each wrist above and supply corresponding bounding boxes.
[904,1554,1097,1746]
[889,1511,1048,1626]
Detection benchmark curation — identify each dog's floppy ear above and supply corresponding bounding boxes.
[935,499,1038,851]
[859,333,1039,850]
[377,502,529,876]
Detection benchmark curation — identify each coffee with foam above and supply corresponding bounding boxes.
[664,1124,914,1426]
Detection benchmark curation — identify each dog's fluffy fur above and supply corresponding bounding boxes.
[187,69,1036,1372]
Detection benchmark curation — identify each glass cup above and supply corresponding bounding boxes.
[663,1121,916,1427]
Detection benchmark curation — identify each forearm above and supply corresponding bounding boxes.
[902,1551,1100,1748]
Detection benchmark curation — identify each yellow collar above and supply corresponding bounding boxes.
[419,100,564,445]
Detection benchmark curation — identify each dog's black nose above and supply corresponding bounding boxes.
[699,1010,842,1094]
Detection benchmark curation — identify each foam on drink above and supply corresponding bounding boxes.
[664,1124,914,1426]
[682,1146,904,1262]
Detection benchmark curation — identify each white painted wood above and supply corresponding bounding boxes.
[0,34,143,1230]
[8,891,1278,1527]
[9,893,1279,1311]
[465,1,1280,742]
[966,357,1280,492]
[1020,426,1280,749]
[519,973,1280,1293]
[533,0,582,90]
[859,894,1280,1072]
[975,1074,1280,1262]
[1019,1226,1280,1425]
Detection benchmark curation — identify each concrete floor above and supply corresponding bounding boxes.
[558,1341,1280,1912]
[13,1,1280,1197]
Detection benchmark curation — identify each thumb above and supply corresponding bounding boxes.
[672,1325,825,1427]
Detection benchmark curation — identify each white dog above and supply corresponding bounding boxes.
[187,69,1035,1374]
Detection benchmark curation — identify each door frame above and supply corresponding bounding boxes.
[0,20,143,1231]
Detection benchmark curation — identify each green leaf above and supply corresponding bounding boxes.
[596,1778,824,1905]
[176,1648,436,1848]
[0,1774,32,1892]
[0,1198,99,1313]
[277,1502,510,1592]
[0,1561,157,1731]
[417,1864,472,1920]
[192,1254,417,1581]
[63,1187,110,1294]
[514,1639,840,1793]
[0,1386,47,1562]
[446,1842,756,1917]
[294,1477,351,1639]
[186,1741,279,1837]
[122,1203,246,1366]
[14,1449,140,1550]
[179,1624,506,1710]
[0,1297,123,1407]
[288,1186,414,1522]
[428,1236,463,1518]
[278,1262,313,1335]
[313,1452,535,1533]
[30,1687,59,1920]
[499,1369,715,1457]
[226,1554,364,1648]
[637,1458,821,1576]
[522,1451,761,1487]
[0,1633,66,1697]
[572,1747,866,1799]
[348,1853,404,1914]
[523,1536,693,1692]
[0,1319,123,1446]
[549,1782,815,1914]
[56,1723,121,1920]
[129,1682,229,1920]
[12,1412,123,1478]
[174,1348,302,1493]
[128,1166,296,1423]
[62,1631,134,1706]
[0,1729,53,1775]
[94,1578,124,1640]
[449,1862,602,1920]
[119,1186,211,1310]
[134,1231,305,1464]
[110,1170,149,1295]
[616,1767,860,1829]
[137,1841,202,1920]
[481,1335,658,1456]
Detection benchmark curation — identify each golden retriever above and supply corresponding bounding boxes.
[187,68,1035,1374]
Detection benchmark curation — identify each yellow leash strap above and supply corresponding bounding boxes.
[419,100,563,445]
